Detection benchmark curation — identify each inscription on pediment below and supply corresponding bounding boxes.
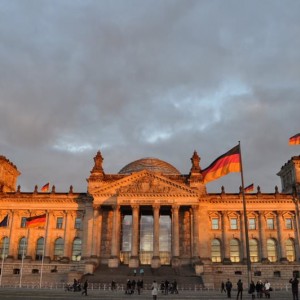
[119,177,174,194]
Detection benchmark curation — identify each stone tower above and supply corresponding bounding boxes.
[0,155,21,192]
[277,155,300,193]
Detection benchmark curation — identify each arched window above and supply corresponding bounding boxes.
[230,239,240,262]
[0,237,9,259]
[35,237,44,261]
[71,238,82,261]
[18,237,27,260]
[53,238,64,261]
[249,239,259,262]
[211,239,221,262]
[286,239,295,262]
[267,238,277,262]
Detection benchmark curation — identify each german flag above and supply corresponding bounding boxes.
[41,183,49,192]
[289,133,300,145]
[26,214,46,228]
[202,145,241,183]
[244,183,254,193]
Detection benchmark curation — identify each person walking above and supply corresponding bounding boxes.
[290,276,299,300]
[236,279,243,300]
[151,280,158,300]
[226,278,233,298]
[82,279,88,296]
[221,281,226,293]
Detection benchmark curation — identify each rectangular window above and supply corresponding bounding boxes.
[211,218,219,230]
[56,217,63,229]
[267,218,275,230]
[230,218,238,230]
[75,218,82,230]
[21,217,27,228]
[249,218,256,230]
[285,218,293,229]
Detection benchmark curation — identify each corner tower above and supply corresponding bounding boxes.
[277,155,300,193]
[0,155,21,192]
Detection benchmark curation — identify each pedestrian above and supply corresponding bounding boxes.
[82,279,88,296]
[248,280,256,299]
[290,276,299,300]
[111,280,116,291]
[73,278,78,292]
[236,279,243,300]
[164,279,169,295]
[256,281,262,298]
[151,280,158,300]
[264,280,271,298]
[137,279,142,295]
[226,278,233,298]
[221,281,226,293]
[172,279,178,294]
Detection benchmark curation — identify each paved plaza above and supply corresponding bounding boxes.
[0,288,296,299]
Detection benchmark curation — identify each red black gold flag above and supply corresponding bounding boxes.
[41,183,50,192]
[26,214,46,228]
[244,183,254,193]
[202,145,241,183]
[289,133,300,145]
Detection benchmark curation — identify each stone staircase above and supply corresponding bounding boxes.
[82,265,204,289]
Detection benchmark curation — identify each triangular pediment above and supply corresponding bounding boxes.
[92,170,197,196]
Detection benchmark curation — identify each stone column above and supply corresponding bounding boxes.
[151,205,161,268]
[293,198,300,261]
[222,212,230,263]
[276,211,287,262]
[91,207,100,258]
[108,205,120,267]
[95,208,103,258]
[258,211,268,262]
[62,211,71,261]
[197,206,210,265]
[171,205,180,267]
[239,212,246,263]
[6,210,15,261]
[44,212,52,259]
[293,213,300,261]
[191,205,200,263]
[129,205,139,268]
[81,203,94,260]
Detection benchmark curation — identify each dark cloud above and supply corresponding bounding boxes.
[0,0,299,193]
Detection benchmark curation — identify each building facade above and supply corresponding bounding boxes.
[1,151,300,285]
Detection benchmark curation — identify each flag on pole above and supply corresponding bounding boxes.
[41,183,50,192]
[244,183,254,193]
[26,214,46,228]
[0,214,8,227]
[289,133,300,145]
[202,144,241,183]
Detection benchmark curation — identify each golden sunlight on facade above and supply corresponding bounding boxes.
[0,151,300,287]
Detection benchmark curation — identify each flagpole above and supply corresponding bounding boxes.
[39,211,49,288]
[238,141,252,287]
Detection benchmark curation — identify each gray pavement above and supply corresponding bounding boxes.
[0,288,295,299]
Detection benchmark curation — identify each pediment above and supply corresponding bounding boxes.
[92,170,197,196]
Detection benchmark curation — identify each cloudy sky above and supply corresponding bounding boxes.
[1,0,299,193]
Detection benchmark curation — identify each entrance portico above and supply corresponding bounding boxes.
[104,203,198,268]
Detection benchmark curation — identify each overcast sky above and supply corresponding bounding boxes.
[1,0,299,193]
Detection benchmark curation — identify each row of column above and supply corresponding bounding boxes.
[105,205,200,268]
